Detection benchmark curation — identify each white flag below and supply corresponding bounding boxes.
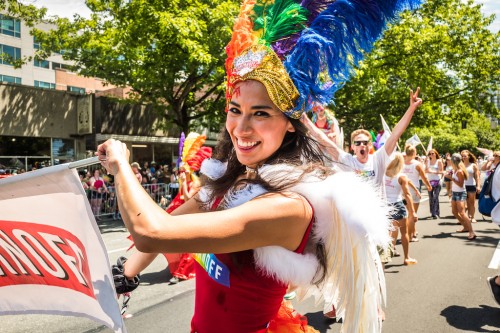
[380,114,392,135]
[331,117,343,149]
[0,165,125,332]
[405,134,421,147]
[377,114,392,149]
[339,127,345,150]
[426,137,433,153]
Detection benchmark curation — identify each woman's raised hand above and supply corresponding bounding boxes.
[96,139,130,175]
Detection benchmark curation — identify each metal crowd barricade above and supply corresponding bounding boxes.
[87,183,172,220]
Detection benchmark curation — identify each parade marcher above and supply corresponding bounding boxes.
[98,0,424,331]
[165,133,211,284]
[304,88,422,196]
[385,153,418,265]
[443,154,453,201]
[444,153,476,240]
[487,152,500,306]
[461,150,481,223]
[425,148,444,219]
[123,133,212,286]
[402,145,432,241]
[481,152,500,174]
[311,103,341,146]
[302,65,422,322]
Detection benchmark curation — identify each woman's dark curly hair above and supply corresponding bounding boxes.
[201,117,333,284]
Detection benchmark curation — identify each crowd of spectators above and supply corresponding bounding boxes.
[78,160,179,220]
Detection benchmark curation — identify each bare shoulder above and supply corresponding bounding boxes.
[250,192,313,218]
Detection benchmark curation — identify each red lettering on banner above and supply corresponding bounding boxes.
[0,221,95,299]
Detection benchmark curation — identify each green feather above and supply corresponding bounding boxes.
[252,0,309,44]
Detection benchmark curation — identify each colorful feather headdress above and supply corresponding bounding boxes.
[178,132,213,174]
[225,0,423,118]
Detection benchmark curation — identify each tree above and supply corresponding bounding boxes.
[30,0,239,133]
[0,1,46,26]
[401,111,500,157]
[332,0,499,140]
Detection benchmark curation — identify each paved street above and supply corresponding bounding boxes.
[2,191,500,332]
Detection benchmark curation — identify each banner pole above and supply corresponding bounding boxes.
[68,156,101,169]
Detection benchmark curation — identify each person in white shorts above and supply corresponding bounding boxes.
[461,150,480,223]
[385,153,418,266]
[402,145,432,241]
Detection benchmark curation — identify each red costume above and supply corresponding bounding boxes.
[190,199,316,333]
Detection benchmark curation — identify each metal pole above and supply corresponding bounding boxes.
[68,156,101,169]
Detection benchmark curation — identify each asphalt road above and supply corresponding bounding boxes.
[2,191,500,333]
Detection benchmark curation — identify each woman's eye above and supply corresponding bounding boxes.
[228,107,240,114]
[254,111,270,117]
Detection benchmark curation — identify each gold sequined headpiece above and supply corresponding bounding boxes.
[227,44,301,119]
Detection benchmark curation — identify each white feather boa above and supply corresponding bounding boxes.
[200,159,391,333]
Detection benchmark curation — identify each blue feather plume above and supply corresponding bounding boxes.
[284,0,423,113]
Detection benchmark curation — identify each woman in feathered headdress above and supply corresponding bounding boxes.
[98,0,423,331]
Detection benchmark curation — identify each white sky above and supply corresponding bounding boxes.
[26,0,500,32]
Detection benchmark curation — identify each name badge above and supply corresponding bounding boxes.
[194,253,230,287]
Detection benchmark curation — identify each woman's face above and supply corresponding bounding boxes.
[226,80,295,168]
[461,152,469,162]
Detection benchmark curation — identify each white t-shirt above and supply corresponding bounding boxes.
[338,148,392,197]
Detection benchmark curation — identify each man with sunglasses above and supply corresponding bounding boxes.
[304,88,422,195]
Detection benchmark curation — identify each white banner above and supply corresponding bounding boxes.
[426,136,433,154]
[0,164,125,332]
[380,114,392,135]
[405,134,421,147]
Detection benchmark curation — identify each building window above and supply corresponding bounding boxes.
[52,62,71,70]
[34,59,50,69]
[33,36,41,50]
[52,138,75,160]
[34,80,56,89]
[0,15,21,38]
[0,74,21,84]
[67,86,85,94]
[0,44,21,66]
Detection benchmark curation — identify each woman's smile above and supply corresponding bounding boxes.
[226,80,295,167]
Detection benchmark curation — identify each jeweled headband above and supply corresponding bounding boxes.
[225,0,423,119]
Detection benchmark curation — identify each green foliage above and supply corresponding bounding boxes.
[0,0,46,26]
[3,0,499,139]
[29,0,239,133]
[403,113,500,156]
[333,0,499,140]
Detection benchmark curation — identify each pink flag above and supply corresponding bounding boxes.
[0,164,125,332]
[477,147,493,157]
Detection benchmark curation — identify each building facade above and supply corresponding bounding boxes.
[0,14,217,172]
